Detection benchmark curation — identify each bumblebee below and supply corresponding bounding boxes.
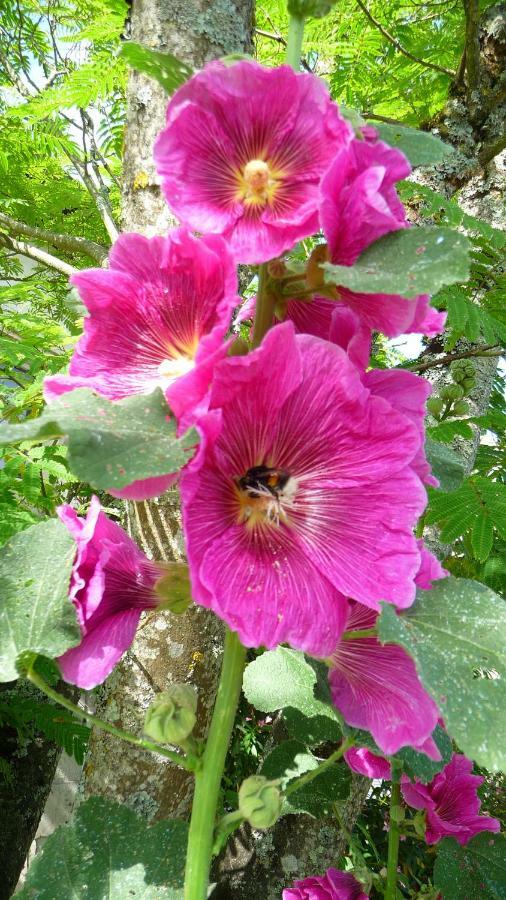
[235,465,297,526]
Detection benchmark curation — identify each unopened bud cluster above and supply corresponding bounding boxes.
[238,775,282,829]
[427,360,475,421]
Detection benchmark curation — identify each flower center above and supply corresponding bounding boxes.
[238,159,278,207]
[235,465,297,528]
[157,355,195,384]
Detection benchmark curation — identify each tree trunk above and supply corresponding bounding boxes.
[81,0,254,823]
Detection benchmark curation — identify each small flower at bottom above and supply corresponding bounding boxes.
[401,753,500,845]
[282,867,368,899]
[56,497,165,689]
[181,322,427,656]
[154,60,352,264]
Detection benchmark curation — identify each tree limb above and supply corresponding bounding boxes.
[463,0,480,117]
[478,130,506,167]
[353,0,456,77]
[407,343,502,373]
[0,212,108,263]
[0,234,76,277]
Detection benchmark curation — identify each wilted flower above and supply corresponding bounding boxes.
[57,497,164,689]
[401,754,500,844]
[154,60,351,264]
[282,867,368,899]
[180,322,426,656]
[319,138,447,338]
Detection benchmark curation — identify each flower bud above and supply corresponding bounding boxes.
[462,376,475,391]
[452,400,470,417]
[154,563,192,615]
[144,684,197,746]
[440,384,464,402]
[238,775,282,829]
[426,397,443,418]
[452,361,475,383]
[413,810,427,837]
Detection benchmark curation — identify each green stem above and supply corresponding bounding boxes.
[27,663,196,771]
[184,629,247,900]
[342,628,377,641]
[285,737,353,798]
[212,809,245,856]
[286,14,305,70]
[251,263,275,349]
[385,773,402,900]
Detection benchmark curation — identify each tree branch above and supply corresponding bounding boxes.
[353,0,456,77]
[478,130,506,167]
[0,213,108,263]
[0,234,76,277]
[406,343,502,373]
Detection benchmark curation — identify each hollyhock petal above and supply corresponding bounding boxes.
[328,305,372,371]
[409,295,447,337]
[402,754,500,845]
[56,498,162,688]
[283,867,368,899]
[344,747,392,780]
[108,472,179,501]
[415,541,448,589]
[155,60,352,264]
[364,368,436,487]
[58,608,142,690]
[329,604,439,755]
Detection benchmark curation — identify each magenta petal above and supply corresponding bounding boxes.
[328,305,372,371]
[283,867,368,900]
[344,747,392,780]
[329,606,439,755]
[108,472,178,501]
[58,609,141,689]
[415,541,448,589]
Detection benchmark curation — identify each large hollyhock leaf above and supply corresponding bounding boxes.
[433,833,506,900]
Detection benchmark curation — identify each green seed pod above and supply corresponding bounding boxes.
[426,397,444,418]
[440,384,464,402]
[144,684,197,746]
[462,376,476,391]
[238,776,282,830]
[413,810,427,837]
[452,400,470,416]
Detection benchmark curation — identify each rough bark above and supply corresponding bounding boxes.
[81,0,254,823]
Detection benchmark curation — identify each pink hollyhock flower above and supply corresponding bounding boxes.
[180,322,426,655]
[154,60,352,264]
[45,228,237,423]
[401,754,501,845]
[320,138,447,338]
[57,497,164,689]
[283,867,368,899]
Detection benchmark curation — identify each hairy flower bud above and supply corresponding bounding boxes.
[426,397,443,418]
[462,376,476,391]
[452,360,475,383]
[144,684,197,746]
[154,563,192,615]
[440,384,464,402]
[238,775,282,829]
[452,400,470,417]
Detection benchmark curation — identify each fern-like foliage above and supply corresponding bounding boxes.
[0,699,90,766]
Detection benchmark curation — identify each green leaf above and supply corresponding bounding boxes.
[472,511,494,562]
[0,389,198,492]
[395,724,452,783]
[120,42,193,93]
[283,707,342,746]
[324,226,470,298]
[370,122,453,167]
[425,438,465,492]
[427,419,474,443]
[433,833,506,900]
[378,578,506,771]
[243,647,339,723]
[261,740,351,817]
[17,797,187,898]
[0,520,79,682]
